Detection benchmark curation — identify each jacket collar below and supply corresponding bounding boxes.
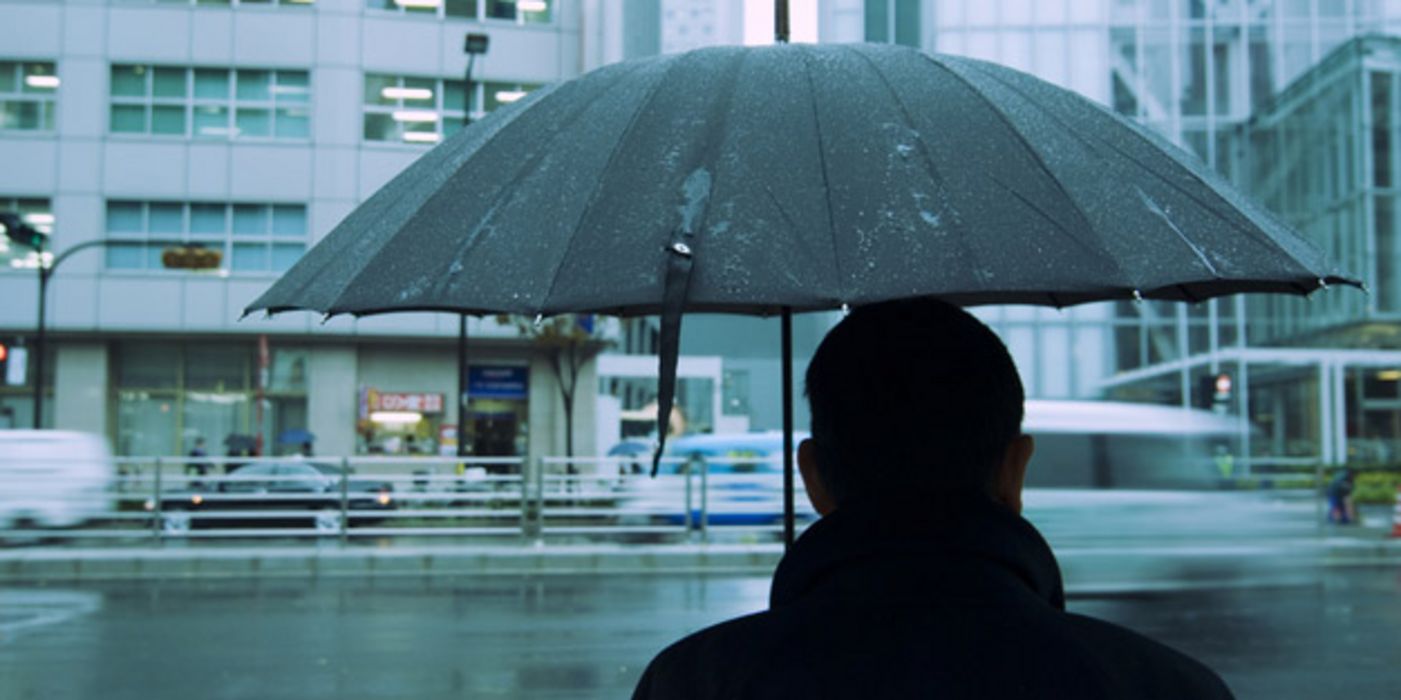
[769,495,1065,610]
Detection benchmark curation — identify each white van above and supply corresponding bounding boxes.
[0,430,115,529]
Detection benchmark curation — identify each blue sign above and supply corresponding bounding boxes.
[469,366,529,399]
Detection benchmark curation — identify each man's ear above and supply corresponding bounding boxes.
[798,438,837,516]
[993,434,1035,514]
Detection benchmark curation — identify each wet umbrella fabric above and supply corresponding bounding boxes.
[246,43,1357,527]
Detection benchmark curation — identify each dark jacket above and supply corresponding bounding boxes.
[633,496,1233,699]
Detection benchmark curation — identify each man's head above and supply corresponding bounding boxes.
[799,298,1033,514]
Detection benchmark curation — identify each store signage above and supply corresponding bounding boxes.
[469,366,528,399]
[373,392,445,414]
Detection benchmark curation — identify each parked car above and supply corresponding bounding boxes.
[148,461,395,534]
[0,430,115,530]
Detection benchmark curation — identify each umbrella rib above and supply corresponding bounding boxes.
[847,47,988,289]
[536,54,693,314]
[919,52,1136,291]
[332,62,654,316]
[799,45,848,302]
[961,59,1326,281]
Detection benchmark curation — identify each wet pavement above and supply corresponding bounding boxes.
[1,566,1398,699]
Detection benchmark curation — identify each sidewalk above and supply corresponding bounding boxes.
[2,534,1398,587]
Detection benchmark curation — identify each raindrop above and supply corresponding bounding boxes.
[671,242,693,256]
[896,143,914,158]
[449,260,464,275]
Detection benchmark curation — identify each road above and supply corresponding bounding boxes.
[2,566,1398,699]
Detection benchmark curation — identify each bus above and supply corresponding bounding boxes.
[612,400,1244,528]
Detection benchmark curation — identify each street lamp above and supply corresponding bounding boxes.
[457,32,490,459]
[0,211,221,429]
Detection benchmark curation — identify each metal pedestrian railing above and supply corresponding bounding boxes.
[0,453,815,545]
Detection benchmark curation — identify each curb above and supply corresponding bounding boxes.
[2,538,1398,584]
[0,544,786,583]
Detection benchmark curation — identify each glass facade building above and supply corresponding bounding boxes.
[828,0,1401,467]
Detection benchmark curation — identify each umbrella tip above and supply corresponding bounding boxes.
[840,303,850,317]
[533,313,544,329]
[1132,289,1144,303]
[320,313,333,326]
[1318,277,1329,290]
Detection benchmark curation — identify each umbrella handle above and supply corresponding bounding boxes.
[651,241,694,477]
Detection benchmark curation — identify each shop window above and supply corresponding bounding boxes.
[114,342,308,456]
[110,65,309,140]
[0,61,57,132]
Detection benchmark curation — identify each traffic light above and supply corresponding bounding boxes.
[161,245,223,270]
[0,212,46,251]
[1197,373,1232,410]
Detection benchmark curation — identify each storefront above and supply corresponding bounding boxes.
[356,366,530,458]
[111,340,308,457]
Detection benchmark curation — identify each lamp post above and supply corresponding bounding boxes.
[458,32,490,458]
[1,212,221,429]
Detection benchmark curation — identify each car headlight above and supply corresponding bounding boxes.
[376,492,392,506]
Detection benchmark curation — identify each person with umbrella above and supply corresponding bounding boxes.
[631,298,1233,699]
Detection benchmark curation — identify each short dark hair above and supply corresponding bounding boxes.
[804,298,1025,506]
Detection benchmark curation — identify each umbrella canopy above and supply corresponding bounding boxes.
[247,42,1359,542]
[250,42,1351,320]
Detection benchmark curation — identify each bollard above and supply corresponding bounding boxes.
[151,456,163,544]
[339,457,350,545]
[698,455,709,543]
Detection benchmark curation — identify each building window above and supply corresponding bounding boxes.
[110,65,310,140]
[0,61,57,132]
[362,73,539,145]
[364,0,551,23]
[0,197,52,270]
[104,201,307,274]
[865,0,919,47]
[112,0,315,6]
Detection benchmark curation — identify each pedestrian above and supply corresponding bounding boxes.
[1327,467,1357,524]
[186,437,210,482]
[632,299,1234,699]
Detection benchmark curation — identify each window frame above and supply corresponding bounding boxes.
[109,64,311,141]
[103,200,308,276]
[361,72,539,146]
[0,61,58,133]
[363,0,554,25]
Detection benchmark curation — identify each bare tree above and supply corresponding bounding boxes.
[498,314,608,459]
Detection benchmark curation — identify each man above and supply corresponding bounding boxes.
[633,299,1233,699]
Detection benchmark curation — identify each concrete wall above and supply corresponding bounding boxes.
[307,345,356,456]
[53,342,108,436]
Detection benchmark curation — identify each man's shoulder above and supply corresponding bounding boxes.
[633,610,783,699]
[1062,611,1235,699]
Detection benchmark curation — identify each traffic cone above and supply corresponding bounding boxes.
[1392,485,1401,538]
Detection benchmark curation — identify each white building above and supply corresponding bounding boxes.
[0,0,663,461]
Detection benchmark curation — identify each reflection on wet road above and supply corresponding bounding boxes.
[2,567,1398,699]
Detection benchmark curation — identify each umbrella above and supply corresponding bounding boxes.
[277,428,316,446]
[247,42,1358,545]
